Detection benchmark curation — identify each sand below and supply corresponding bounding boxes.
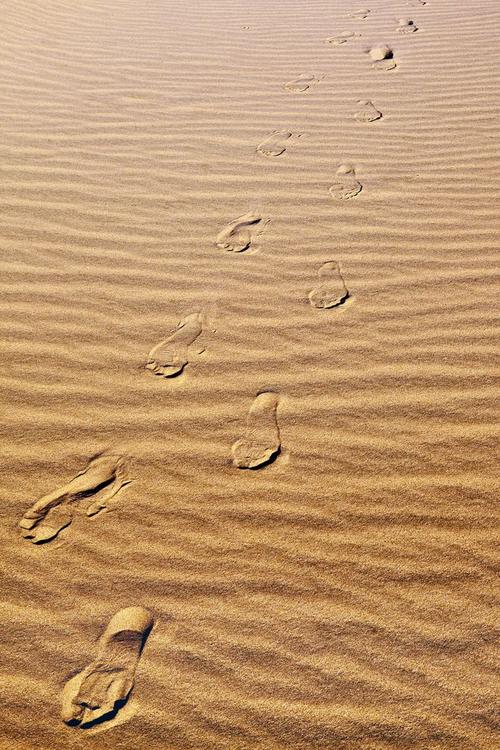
[0,0,499,748]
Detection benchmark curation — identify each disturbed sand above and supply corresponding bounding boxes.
[0,0,499,748]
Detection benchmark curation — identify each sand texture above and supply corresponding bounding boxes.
[0,0,499,748]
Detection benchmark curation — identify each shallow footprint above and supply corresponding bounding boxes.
[369,44,397,70]
[146,312,203,377]
[283,74,321,93]
[309,261,349,309]
[325,31,359,46]
[19,454,127,544]
[62,606,154,730]
[257,130,293,157]
[329,164,362,200]
[349,8,370,20]
[232,392,281,469]
[216,211,268,253]
[397,17,418,32]
[354,99,382,122]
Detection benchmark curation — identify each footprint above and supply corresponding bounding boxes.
[216,211,268,253]
[232,392,281,469]
[329,164,362,200]
[325,31,359,46]
[354,99,382,122]
[407,0,426,6]
[146,312,203,378]
[309,261,349,309]
[397,17,418,33]
[257,130,293,157]
[349,8,370,20]
[283,74,321,93]
[369,44,397,70]
[19,454,128,544]
[61,606,154,729]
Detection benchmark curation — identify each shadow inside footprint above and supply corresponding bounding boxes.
[329,164,362,200]
[349,8,370,20]
[62,607,154,730]
[397,17,418,33]
[19,454,128,544]
[369,44,397,70]
[257,130,293,157]
[146,312,203,377]
[232,392,281,469]
[216,211,268,253]
[309,261,349,309]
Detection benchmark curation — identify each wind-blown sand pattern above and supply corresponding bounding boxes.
[1,0,499,748]
[61,606,154,729]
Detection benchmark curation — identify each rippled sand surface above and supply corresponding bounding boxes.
[1,0,498,748]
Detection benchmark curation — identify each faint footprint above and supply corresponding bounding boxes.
[325,31,359,46]
[19,454,128,544]
[309,261,349,309]
[61,606,154,729]
[397,17,418,32]
[369,44,397,70]
[354,99,382,122]
[349,8,370,20]
[232,392,281,469]
[283,74,322,93]
[146,312,203,377]
[329,164,362,200]
[257,130,293,157]
[216,211,268,252]
[407,0,426,6]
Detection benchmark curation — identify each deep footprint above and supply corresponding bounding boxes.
[283,74,321,93]
[232,392,281,469]
[354,99,382,122]
[329,164,362,200]
[397,17,418,32]
[216,212,268,253]
[257,130,293,157]
[325,31,359,46]
[369,44,397,70]
[349,8,370,20]
[309,261,349,309]
[146,312,203,378]
[19,454,128,544]
[62,606,154,730]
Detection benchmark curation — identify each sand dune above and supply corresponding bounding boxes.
[1,0,499,748]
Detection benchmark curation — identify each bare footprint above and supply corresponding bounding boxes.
[349,8,370,20]
[397,17,418,32]
[325,31,359,46]
[369,44,397,70]
[329,164,362,200]
[283,74,321,93]
[407,0,426,6]
[257,130,293,157]
[146,312,203,378]
[62,606,154,729]
[19,454,127,544]
[309,261,349,309]
[232,392,281,469]
[354,99,382,122]
[216,211,268,253]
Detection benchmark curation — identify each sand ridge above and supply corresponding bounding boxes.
[1,0,499,747]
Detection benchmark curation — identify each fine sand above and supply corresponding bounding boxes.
[1,0,499,748]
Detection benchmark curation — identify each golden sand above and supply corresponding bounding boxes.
[1,0,498,747]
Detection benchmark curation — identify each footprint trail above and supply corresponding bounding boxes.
[309,261,349,309]
[62,606,154,729]
[146,312,203,378]
[257,131,293,157]
[19,454,128,544]
[232,392,281,469]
